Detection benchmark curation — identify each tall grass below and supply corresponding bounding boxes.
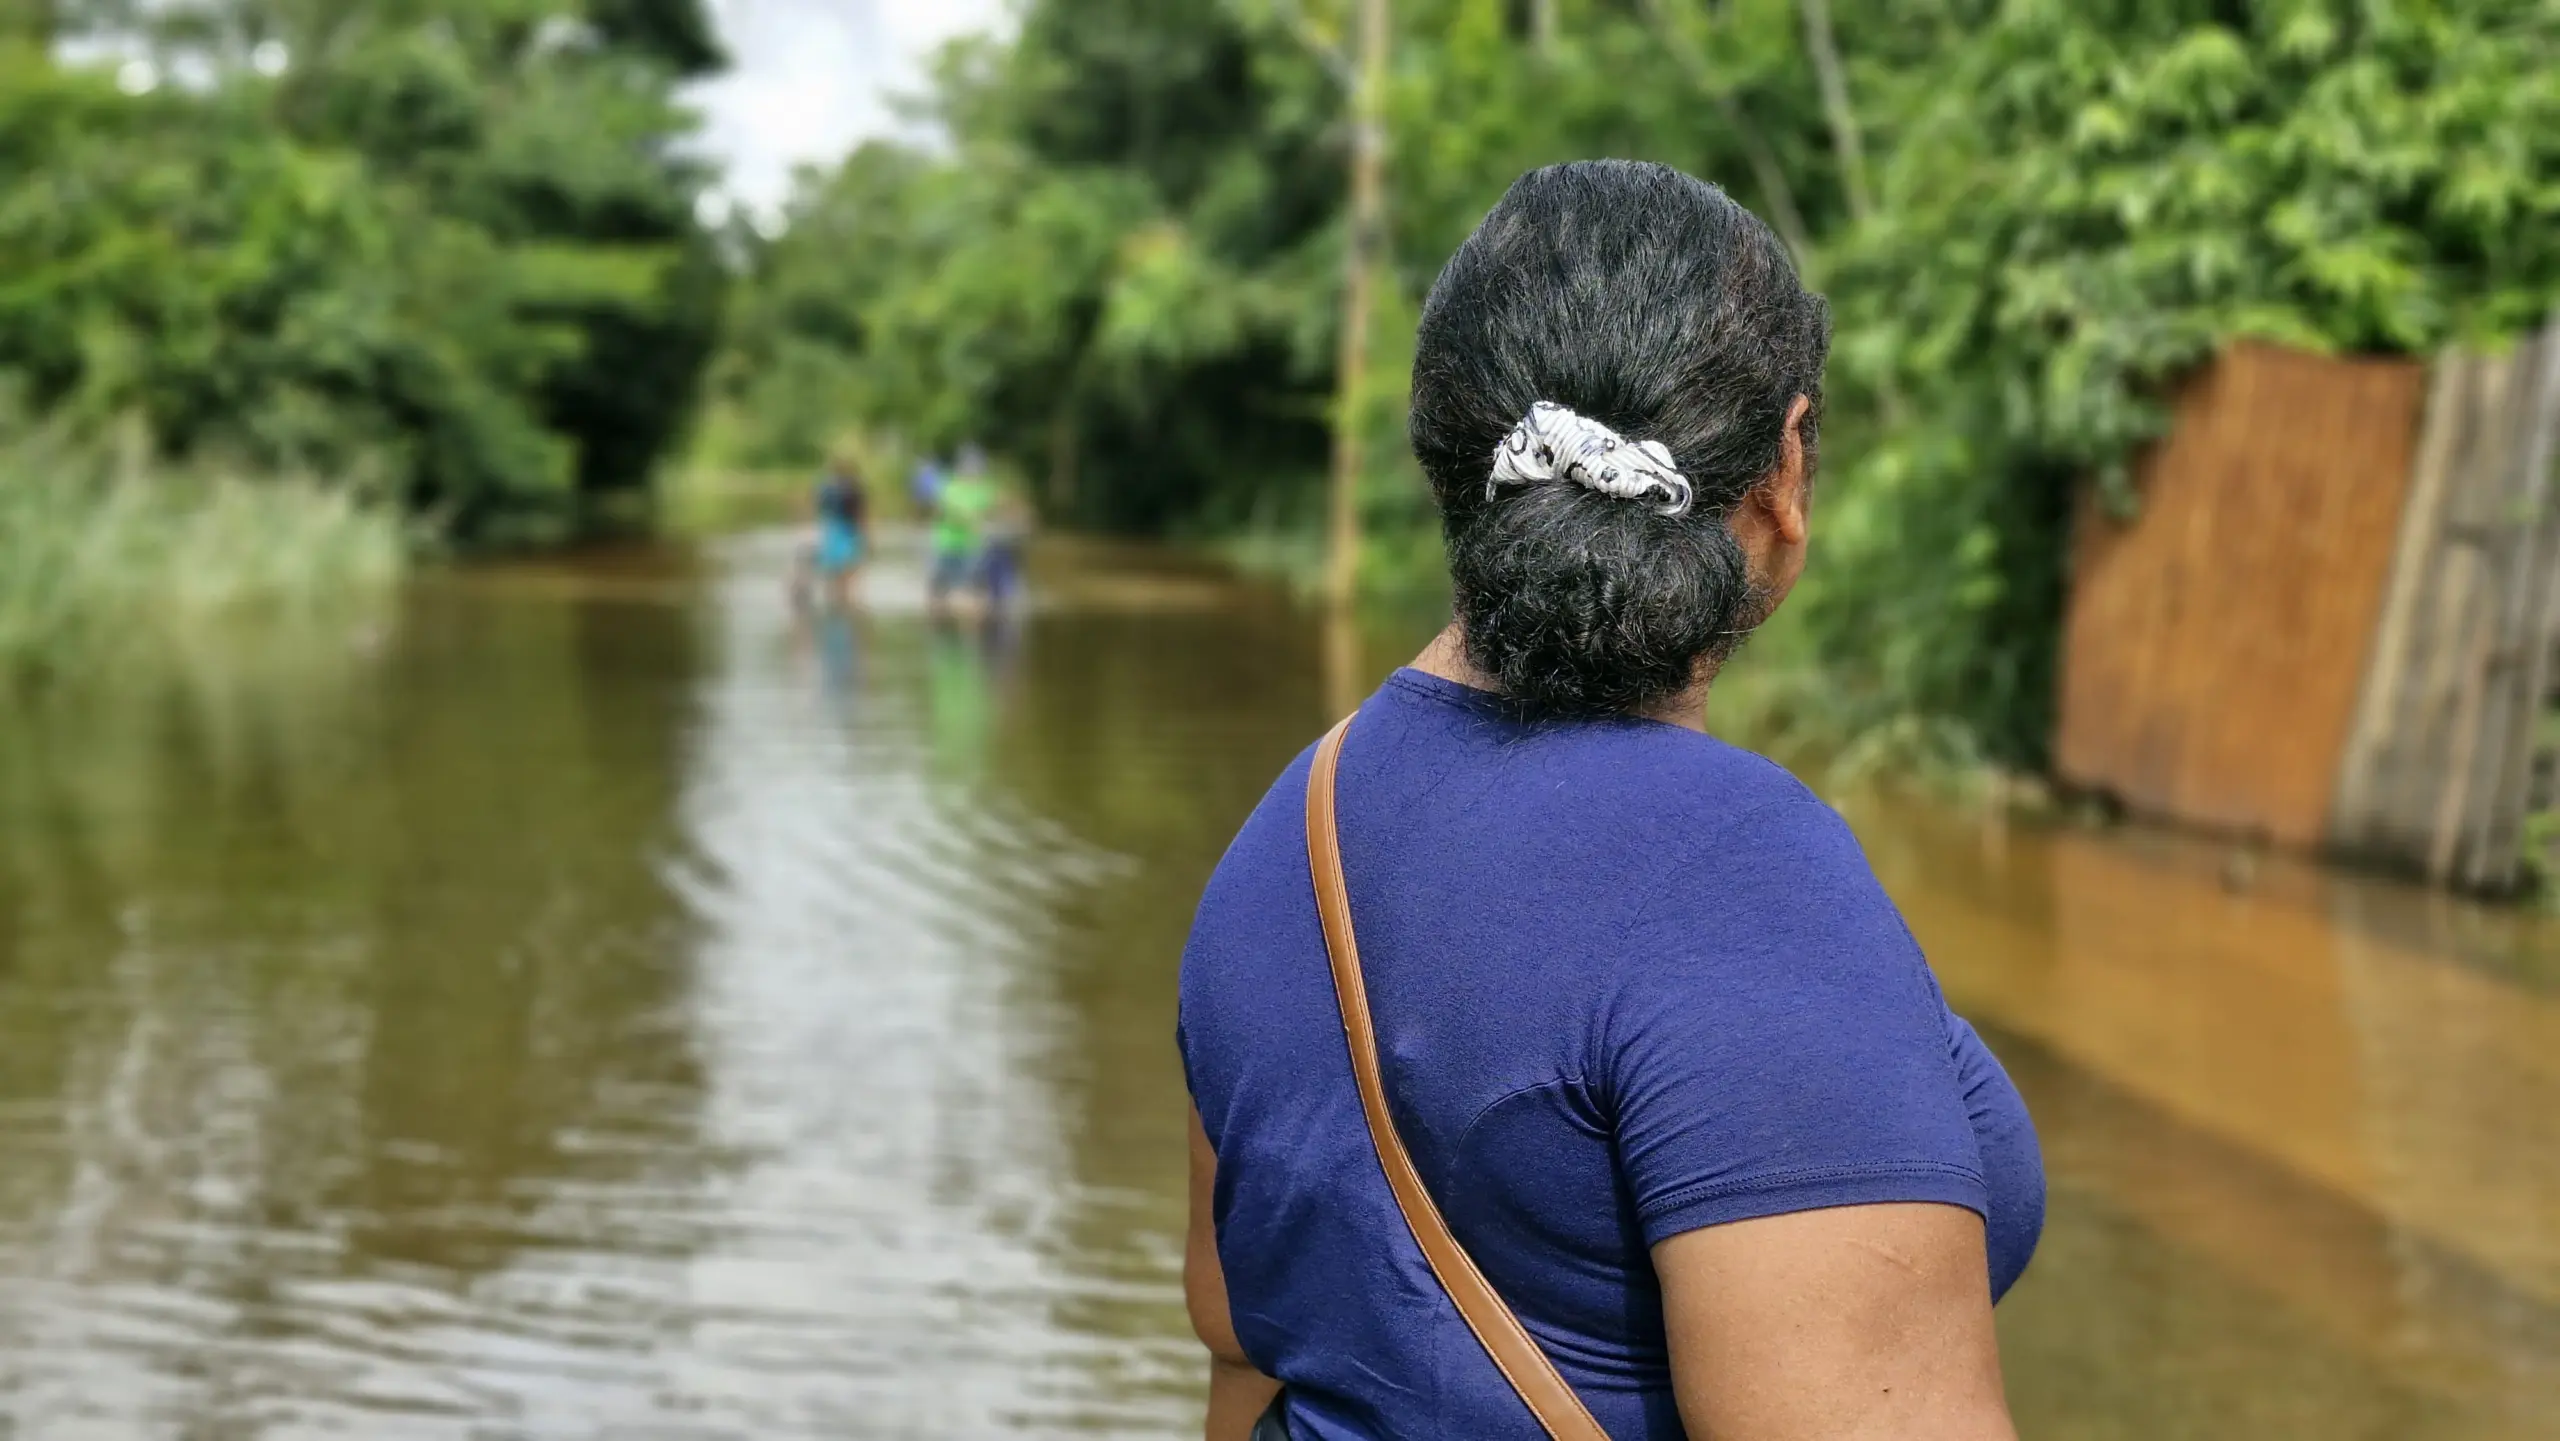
[0,418,406,678]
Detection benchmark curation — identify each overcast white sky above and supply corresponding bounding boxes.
[686,0,1011,218]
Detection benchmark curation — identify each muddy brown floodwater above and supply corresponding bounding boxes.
[1,534,2554,1439]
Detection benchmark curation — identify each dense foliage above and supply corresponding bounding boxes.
[1819,0,2560,759]
[709,2,1346,535]
[707,0,1843,541]
[1,0,725,545]
[714,0,2560,765]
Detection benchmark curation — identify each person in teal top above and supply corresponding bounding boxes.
[794,458,868,610]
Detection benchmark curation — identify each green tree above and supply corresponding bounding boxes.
[3,0,727,545]
[709,0,1847,543]
[1809,0,2560,762]
[710,1,1345,535]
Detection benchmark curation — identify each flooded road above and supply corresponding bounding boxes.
[1,535,2554,1439]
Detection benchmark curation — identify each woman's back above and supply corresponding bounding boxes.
[1179,158,2038,1440]
[1180,671,2042,1438]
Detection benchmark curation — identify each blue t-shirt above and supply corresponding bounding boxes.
[1178,670,2043,1439]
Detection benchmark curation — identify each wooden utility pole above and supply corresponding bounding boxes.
[1045,401,1079,515]
[1325,0,1388,613]
[1640,0,1813,275]
[1795,0,1899,421]
[1797,0,1871,222]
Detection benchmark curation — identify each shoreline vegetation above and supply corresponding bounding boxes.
[0,419,404,680]
[1,0,721,671]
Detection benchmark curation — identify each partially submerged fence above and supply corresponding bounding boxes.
[2056,321,2560,895]
[2330,321,2560,893]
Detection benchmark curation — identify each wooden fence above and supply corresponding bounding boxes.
[2056,322,2560,895]
[2055,343,2431,848]
[2329,319,2560,893]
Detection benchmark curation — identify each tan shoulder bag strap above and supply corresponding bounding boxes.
[1305,714,1612,1441]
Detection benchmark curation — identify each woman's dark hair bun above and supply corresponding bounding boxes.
[1408,159,1830,719]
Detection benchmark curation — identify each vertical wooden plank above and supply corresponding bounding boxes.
[2369,363,2487,857]
[2375,358,2488,870]
[2523,327,2560,889]
[2463,321,2560,891]
[2424,346,2523,883]
[2330,355,2470,849]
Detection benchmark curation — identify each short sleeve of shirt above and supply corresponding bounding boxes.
[1601,799,1988,1247]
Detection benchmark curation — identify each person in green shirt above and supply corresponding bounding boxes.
[927,467,997,616]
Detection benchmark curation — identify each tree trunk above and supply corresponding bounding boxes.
[1045,400,1078,518]
[1638,0,1815,277]
[1798,0,1871,222]
[1325,604,1363,718]
[1530,0,1557,57]
[1326,0,1389,612]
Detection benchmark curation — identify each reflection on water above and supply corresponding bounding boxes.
[1856,801,2560,1439]
[0,534,2553,1438]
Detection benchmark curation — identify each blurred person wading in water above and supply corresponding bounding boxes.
[797,455,869,610]
[1178,161,2045,1441]
[927,453,999,619]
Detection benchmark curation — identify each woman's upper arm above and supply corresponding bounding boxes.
[1614,798,2019,1437]
[1187,1104,1282,1440]
[1184,1102,1248,1365]
[1654,1202,2015,1441]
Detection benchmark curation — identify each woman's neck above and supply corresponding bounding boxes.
[1406,625,1714,733]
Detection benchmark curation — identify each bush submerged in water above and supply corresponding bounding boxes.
[0,418,405,679]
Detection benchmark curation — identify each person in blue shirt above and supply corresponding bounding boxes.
[1179,161,2042,1440]
[976,487,1031,613]
[908,455,948,515]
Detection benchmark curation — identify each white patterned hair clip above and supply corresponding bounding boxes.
[1486,402,1692,518]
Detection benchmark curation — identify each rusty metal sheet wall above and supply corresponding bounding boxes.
[2055,343,2429,846]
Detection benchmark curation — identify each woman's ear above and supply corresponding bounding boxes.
[1724,395,1814,613]
[1761,394,1813,547]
